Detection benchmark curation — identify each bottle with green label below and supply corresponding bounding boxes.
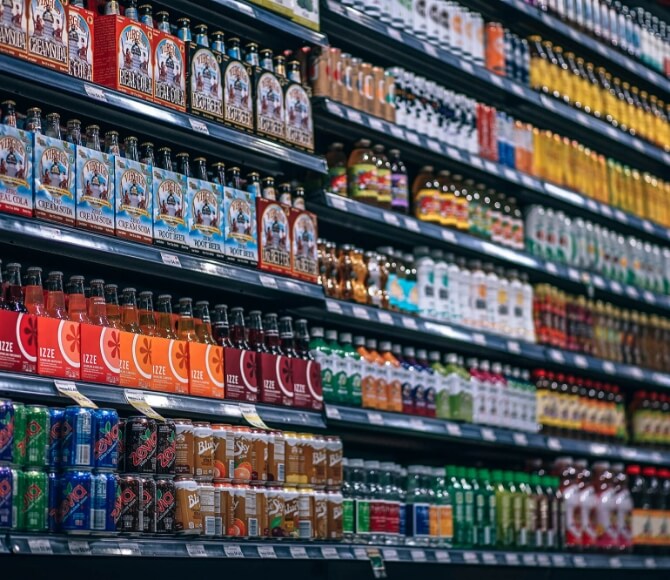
[349,458,370,543]
[340,332,362,406]
[342,458,355,541]
[510,471,524,550]
[518,472,536,550]
[309,327,335,403]
[477,468,497,548]
[447,465,464,547]
[494,469,514,549]
[430,351,451,419]
[445,354,472,422]
[458,466,474,548]
[327,330,349,404]
[469,467,483,547]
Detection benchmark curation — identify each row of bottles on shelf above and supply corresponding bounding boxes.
[528,36,669,148]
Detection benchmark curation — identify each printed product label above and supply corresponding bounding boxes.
[356,498,370,534]
[223,60,253,130]
[408,503,430,537]
[291,210,317,281]
[189,47,222,119]
[256,71,284,140]
[285,84,313,151]
[327,167,346,196]
[0,126,33,216]
[153,35,185,110]
[149,336,189,395]
[117,23,152,97]
[0,311,37,373]
[115,158,152,243]
[347,163,376,200]
[34,135,76,224]
[259,201,290,272]
[67,7,93,80]
[80,323,120,385]
[223,187,257,264]
[0,0,27,56]
[76,146,114,234]
[188,178,223,257]
[391,173,408,209]
[36,318,81,379]
[28,0,68,69]
[153,168,188,250]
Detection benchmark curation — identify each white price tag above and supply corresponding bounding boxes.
[328,300,343,314]
[426,139,442,153]
[434,550,450,562]
[406,132,421,146]
[574,355,588,369]
[321,547,339,559]
[383,212,401,227]
[505,553,519,565]
[567,268,580,282]
[574,556,587,568]
[513,432,528,446]
[484,161,498,174]
[614,210,628,223]
[405,219,420,232]
[481,428,496,442]
[547,437,562,451]
[632,139,645,152]
[463,552,478,564]
[68,540,91,555]
[28,539,53,555]
[402,317,418,330]
[440,229,456,244]
[576,113,591,127]
[259,275,278,289]
[409,418,425,430]
[55,380,98,408]
[628,367,644,379]
[540,95,557,112]
[549,349,565,363]
[520,174,535,188]
[482,552,496,565]
[472,333,487,346]
[642,220,655,233]
[347,110,363,125]
[446,423,462,437]
[460,60,474,74]
[609,281,622,293]
[609,557,622,568]
[378,311,394,325]
[325,405,341,420]
[625,286,639,299]
[369,118,385,132]
[592,275,605,288]
[422,41,438,58]
[644,557,657,569]
[489,73,504,87]
[469,155,483,168]
[188,118,210,135]
[186,544,208,558]
[545,262,558,275]
[507,341,521,354]
[503,168,517,182]
[258,546,277,558]
[387,27,403,42]
[239,403,270,430]
[84,84,107,102]
[389,125,405,140]
[352,306,370,320]
[552,554,567,567]
[522,554,537,566]
[605,126,619,139]
[330,196,348,211]
[411,549,427,562]
[119,543,141,556]
[511,83,525,97]
[160,252,182,268]
[368,412,384,425]
[383,549,399,561]
[537,554,550,567]
[643,291,656,304]
[602,361,616,374]
[600,205,613,218]
[353,548,368,560]
[224,545,245,558]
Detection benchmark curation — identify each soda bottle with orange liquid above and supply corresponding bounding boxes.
[46,271,68,319]
[156,294,177,339]
[178,297,198,342]
[120,288,142,333]
[379,341,403,413]
[87,279,109,326]
[24,266,46,316]
[212,304,232,347]
[366,338,389,411]
[355,336,378,410]
[138,291,158,336]
[67,276,90,324]
[104,284,123,330]
[194,301,217,345]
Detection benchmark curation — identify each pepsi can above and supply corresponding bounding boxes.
[93,408,119,470]
[47,470,61,532]
[62,407,94,468]
[48,408,65,469]
[60,468,92,533]
[92,471,117,533]
[0,464,18,528]
[0,398,14,463]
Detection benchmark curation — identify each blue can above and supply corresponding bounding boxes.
[61,407,94,468]
[91,471,117,533]
[48,408,65,469]
[60,469,92,533]
[0,464,18,528]
[93,408,119,470]
[47,471,61,532]
[0,399,13,463]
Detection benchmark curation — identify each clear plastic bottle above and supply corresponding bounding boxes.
[406,465,430,546]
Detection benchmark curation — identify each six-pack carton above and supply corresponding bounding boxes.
[152,29,185,112]
[33,132,76,225]
[0,310,37,374]
[36,317,80,379]
[152,166,188,251]
[27,0,69,73]
[188,177,223,258]
[80,323,120,385]
[151,335,189,395]
[0,125,33,217]
[187,42,223,122]
[0,0,27,58]
[75,145,115,235]
[289,207,318,283]
[115,156,152,244]
[67,3,94,81]
[223,186,257,266]
[224,347,257,402]
[257,198,291,276]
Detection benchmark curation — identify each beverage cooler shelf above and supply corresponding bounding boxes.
[0,55,327,176]
[492,0,670,96]
[325,404,670,466]
[3,533,669,569]
[312,192,670,315]
[313,98,670,245]
[319,1,670,173]
[0,372,326,429]
[0,214,324,304]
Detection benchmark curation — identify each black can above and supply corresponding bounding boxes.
[155,477,176,534]
[155,420,176,476]
[115,474,143,534]
[117,419,126,473]
[124,416,157,474]
[141,476,157,534]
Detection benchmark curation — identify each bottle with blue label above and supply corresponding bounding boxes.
[406,465,430,545]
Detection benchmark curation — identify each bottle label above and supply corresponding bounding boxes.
[408,503,431,537]
[564,487,583,548]
[348,163,378,200]
[438,504,453,542]
[346,357,363,406]
[343,498,355,534]
[327,167,347,196]
[391,173,408,209]
[312,349,334,401]
[414,188,440,221]
[377,168,392,204]
[370,500,387,533]
[356,498,371,534]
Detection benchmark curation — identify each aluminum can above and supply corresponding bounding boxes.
[60,468,92,533]
[92,470,117,532]
[61,406,94,468]
[24,404,50,467]
[94,408,119,469]
[21,468,48,531]
[48,408,65,469]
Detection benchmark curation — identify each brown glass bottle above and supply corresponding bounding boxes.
[337,244,355,301]
[177,297,198,342]
[347,139,377,205]
[326,142,347,196]
[212,304,232,347]
[229,307,249,350]
[194,301,217,345]
[263,313,282,355]
[279,316,297,358]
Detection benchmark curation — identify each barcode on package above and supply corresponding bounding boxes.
[77,445,91,466]
[93,509,105,530]
[299,520,313,539]
[278,463,285,482]
[248,518,258,537]
[205,516,216,536]
[215,516,223,537]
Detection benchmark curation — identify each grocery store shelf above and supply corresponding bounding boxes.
[314,98,670,246]
[312,192,670,314]
[320,2,670,174]
[0,372,326,429]
[0,214,324,304]
[4,533,669,569]
[325,404,670,466]
[0,55,326,176]
[157,0,328,48]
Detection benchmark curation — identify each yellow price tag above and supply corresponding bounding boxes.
[54,381,98,409]
[124,389,165,422]
[239,403,270,430]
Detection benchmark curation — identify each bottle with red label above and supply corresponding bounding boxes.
[555,456,582,551]
[577,459,598,551]
[592,462,618,551]
[613,463,633,553]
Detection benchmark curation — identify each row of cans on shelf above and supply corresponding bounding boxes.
[0,465,344,539]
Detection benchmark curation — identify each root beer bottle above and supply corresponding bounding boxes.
[156,294,178,339]
[121,287,142,334]
[104,284,123,330]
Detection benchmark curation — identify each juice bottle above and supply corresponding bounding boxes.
[379,341,403,413]
[451,175,469,232]
[518,472,536,550]
[389,149,408,215]
[194,301,217,345]
[403,347,425,416]
[121,288,142,333]
[337,244,355,302]
[373,145,391,210]
[415,247,435,319]
[156,295,177,339]
[531,474,547,550]
[556,457,581,551]
[24,267,46,316]
[347,139,377,205]
[544,475,561,551]
[355,336,377,410]
[613,464,632,553]
[262,313,280,354]
[325,142,347,196]
[366,338,388,411]
[494,469,513,549]
[212,304,233,347]
[430,351,450,420]
[104,284,123,330]
[339,332,362,407]
[229,307,249,350]
[177,297,198,342]
[67,276,90,324]
[478,468,497,548]
[309,327,334,403]
[416,349,436,418]
[87,280,109,327]
[508,471,522,550]
[326,330,348,404]
[437,170,455,228]
[412,166,439,223]
[137,291,157,336]
[592,462,617,551]
[446,353,472,422]
[46,272,68,320]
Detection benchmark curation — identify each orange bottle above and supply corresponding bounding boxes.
[67,275,90,324]
[138,291,158,337]
[355,336,378,409]
[379,340,403,413]
[46,271,68,320]
[194,301,217,345]
[24,266,47,316]
[156,294,178,339]
[87,279,110,327]
[366,338,389,411]
[120,287,142,334]
[104,284,124,330]
[178,297,198,342]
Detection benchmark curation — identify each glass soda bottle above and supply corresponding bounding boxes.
[46,271,68,319]
[155,295,178,339]
[138,291,157,336]
[279,316,298,357]
[120,288,142,333]
[104,284,123,330]
[87,279,109,326]
[212,304,232,347]
[24,267,46,316]
[230,307,249,349]
[263,313,281,355]
[194,301,217,345]
[248,310,267,352]
[4,263,27,313]
[177,297,197,342]
[67,275,90,323]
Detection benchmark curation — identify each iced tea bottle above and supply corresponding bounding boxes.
[248,310,267,352]
[104,284,123,330]
[68,275,90,323]
[412,165,439,223]
[138,291,157,336]
[46,271,68,319]
[24,267,46,316]
[177,297,197,342]
[120,288,142,333]
[373,145,391,210]
[212,304,232,347]
[229,307,249,350]
[4,263,26,313]
[263,313,281,355]
[389,149,408,215]
[337,244,355,302]
[347,139,377,205]
[326,142,347,196]
[351,247,369,305]
[87,280,109,327]
[194,301,217,345]
[155,295,178,339]
[279,317,298,358]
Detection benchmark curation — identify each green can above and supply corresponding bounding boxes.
[20,469,48,531]
[12,403,26,467]
[24,405,50,467]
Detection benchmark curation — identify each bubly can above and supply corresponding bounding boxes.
[62,406,94,468]
[24,404,50,467]
[92,471,117,533]
[155,477,176,533]
[93,408,119,469]
[124,416,156,475]
[21,468,48,531]
[60,468,92,533]
[48,408,64,469]
[47,470,61,532]
[155,419,176,476]
[115,474,143,533]
[0,464,18,528]
[141,476,156,533]
[0,398,14,463]
[12,403,25,466]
